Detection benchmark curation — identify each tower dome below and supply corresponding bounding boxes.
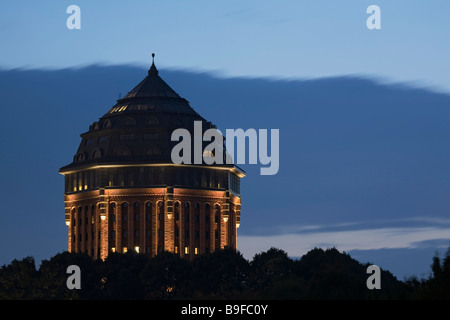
[60,55,244,260]
[60,54,215,169]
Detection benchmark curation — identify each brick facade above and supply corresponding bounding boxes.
[64,185,241,260]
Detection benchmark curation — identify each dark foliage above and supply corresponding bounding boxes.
[1,247,448,300]
[404,248,450,299]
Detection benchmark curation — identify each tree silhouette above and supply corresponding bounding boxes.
[0,257,38,299]
[141,251,191,299]
[2,246,450,299]
[191,246,250,298]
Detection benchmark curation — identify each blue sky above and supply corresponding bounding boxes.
[1,1,450,92]
[1,1,450,280]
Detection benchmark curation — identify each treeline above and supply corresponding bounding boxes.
[0,247,449,300]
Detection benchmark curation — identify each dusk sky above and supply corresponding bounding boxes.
[1,1,450,280]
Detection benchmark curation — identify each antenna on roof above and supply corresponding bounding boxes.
[152,53,155,63]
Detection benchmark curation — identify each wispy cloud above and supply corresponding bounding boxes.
[238,217,450,260]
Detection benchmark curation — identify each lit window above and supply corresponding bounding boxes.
[123,247,128,253]
[111,247,116,253]
[194,247,198,255]
[185,247,189,254]
[174,246,179,254]
[118,105,128,112]
[134,246,140,253]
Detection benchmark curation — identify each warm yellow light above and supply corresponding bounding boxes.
[111,247,116,253]
[194,247,198,255]
[123,247,128,253]
[60,163,246,178]
[84,185,88,190]
[65,221,70,226]
[135,246,140,253]
[100,215,106,221]
[223,216,229,223]
[184,247,189,254]
[236,222,240,228]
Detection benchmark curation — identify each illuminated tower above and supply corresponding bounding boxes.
[59,55,244,260]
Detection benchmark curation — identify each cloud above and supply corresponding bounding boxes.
[237,221,450,260]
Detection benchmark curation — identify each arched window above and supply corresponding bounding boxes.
[109,202,116,225]
[146,116,159,126]
[194,203,200,223]
[145,201,152,222]
[91,148,102,159]
[123,117,136,126]
[91,122,99,131]
[205,203,211,223]
[157,201,164,248]
[158,201,164,214]
[121,202,128,221]
[174,202,180,221]
[114,146,132,157]
[134,202,140,223]
[78,207,82,226]
[146,146,161,156]
[84,205,89,225]
[71,208,76,226]
[75,152,85,162]
[103,119,112,129]
[214,204,220,223]
[214,204,221,247]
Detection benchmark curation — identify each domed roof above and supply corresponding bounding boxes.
[60,55,222,173]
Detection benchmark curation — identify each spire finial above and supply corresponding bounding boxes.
[148,52,158,76]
